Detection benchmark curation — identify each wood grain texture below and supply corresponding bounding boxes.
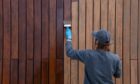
[11,60,18,84]
[11,0,18,59]
[79,0,86,84]
[64,0,71,84]
[3,0,11,83]
[27,0,34,60]
[19,0,26,83]
[0,0,3,83]
[34,0,42,83]
[49,0,56,83]
[86,0,93,49]
[93,0,101,49]
[57,0,64,59]
[131,60,138,84]
[42,0,49,83]
[101,0,108,29]
[71,1,78,84]
[130,0,138,60]
[123,0,131,84]
[115,0,123,83]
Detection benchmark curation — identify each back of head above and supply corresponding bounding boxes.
[92,29,111,51]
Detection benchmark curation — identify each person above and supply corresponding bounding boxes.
[65,26,121,84]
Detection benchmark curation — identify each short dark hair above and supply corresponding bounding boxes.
[95,40,110,51]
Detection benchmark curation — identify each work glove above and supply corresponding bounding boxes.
[65,27,72,41]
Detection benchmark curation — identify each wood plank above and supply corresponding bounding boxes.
[101,0,108,29]
[0,0,3,83]
[93,0,101,49]
[108,0,115,54]
[71,1,78,84]
[10,60,18,84]
[27,0,34,60]
[123,0,131,83]
[130,0,138,60]
[26,60,33,84]
[11,0,18,59]
[79,0,86,83]
[42,0,49,83]
[34,0,42,83]
[49,0,56,83]
[56,0,64,59]
[138,0,140,83]
[115,0,123,83]
[108,0,116,83]
[64,0,71,83]
[3,0,11,83]
[56,60,64,84]
[18,0,26,83]
[86,0,93,49]
[131,60,138,84]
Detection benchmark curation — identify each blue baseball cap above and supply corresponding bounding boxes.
[92,29,111,44]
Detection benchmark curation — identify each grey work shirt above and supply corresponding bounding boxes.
[66,41,121,84]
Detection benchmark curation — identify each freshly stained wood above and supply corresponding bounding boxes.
[26,60,33,84]
[42,0,49,83]
[27,0,33,60]
[71,1,78,84]
[11,0,18,59]
[34,0,42,83]
[123,0,131,84]
[49,0,56,83]
[11,60,18,84]
[57,0,64,59]
[3,0,11,83]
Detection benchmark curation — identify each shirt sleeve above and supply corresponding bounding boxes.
[114,58,122,78]
[65,41,88,63]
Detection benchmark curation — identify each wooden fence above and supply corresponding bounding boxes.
[0,0,64,84]
[64,0,140,84]
[0,0,140,84]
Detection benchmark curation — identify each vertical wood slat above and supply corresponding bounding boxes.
[34,0,42,83]
[71,1,78,84]
[115,0,123,83]
[11,0,18,59]
[79,0,86,84]
[123,0,131,83]
[18,0,26,84]
[26,0,33,84]
[0,0,3,83]
[86,0,93,49]
[101,0,108,29]
[130,0,138,60]
[11,60,18,84]
[3,0,11,84]
[11,0,18,84]
[93,0,101,48]
[64,0,71,83]
[108,0,116,83]
[49,0,56,84]
[56,0,64,59]
[27,0,34,60]
[41,0,49,83]
[131,60,138,84]
[138,0,140,83]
